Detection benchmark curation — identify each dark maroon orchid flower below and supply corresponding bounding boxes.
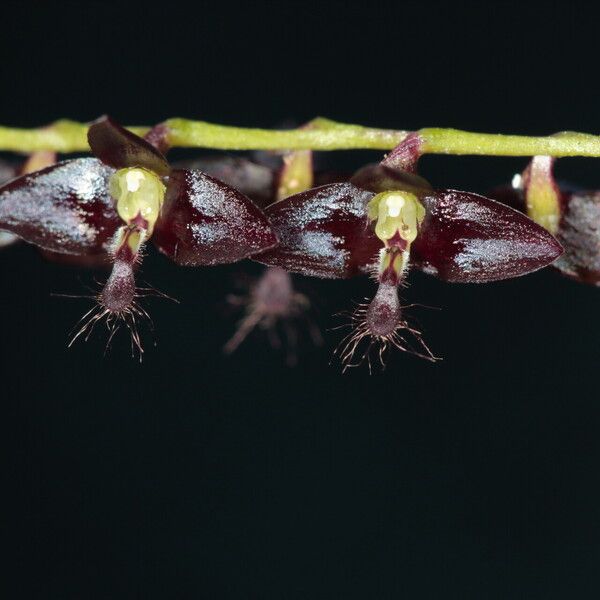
[489,156,600,286]
[0,117,277,352]
[257,153,562,368]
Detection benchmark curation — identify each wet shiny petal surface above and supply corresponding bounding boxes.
[173,156,275,208]
[257,183,380,279]
[153,170,278,266]
[412,190,563,282]
[0,158,121,254]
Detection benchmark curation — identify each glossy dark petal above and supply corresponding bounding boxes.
[411,190,563,282]
[553,191,600,285]
[153,170,278,266]
[0,158,121,255]
[173,156,275,208]
[88,116,171,176]
[257,183,380,279]
[350,163,432,195]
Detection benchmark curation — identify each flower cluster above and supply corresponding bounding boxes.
[0,117,565,367]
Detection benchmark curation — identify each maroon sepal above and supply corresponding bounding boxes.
[411,190,563,282]
[350,163,432,195]
[256,183,380,279]
[0,158,121,255]
[88,116,171,176]
[152,170,278,266]
[173,156,275,208]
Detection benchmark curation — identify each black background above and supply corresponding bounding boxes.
[2,2,600,598]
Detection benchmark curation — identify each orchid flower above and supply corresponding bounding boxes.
[0,116,277,352]
[256,149,562,367]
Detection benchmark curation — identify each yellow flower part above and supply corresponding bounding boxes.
[367,191,426,245]
[523,156,561,235]
[109,167,166,234]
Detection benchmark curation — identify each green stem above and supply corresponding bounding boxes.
[0,120,149,153]
[1,118,600,158]
[418,128,600,158]
[166,117,406,150]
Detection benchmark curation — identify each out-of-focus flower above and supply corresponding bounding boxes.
[224,149,322,362]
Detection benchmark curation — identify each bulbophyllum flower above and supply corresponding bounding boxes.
[0,116,277,352]
[224,149,322,361]
[257,156,562,367]
[490,156,600,286]
[223,265,321,364]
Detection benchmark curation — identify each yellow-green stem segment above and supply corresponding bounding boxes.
[1,118,600,158]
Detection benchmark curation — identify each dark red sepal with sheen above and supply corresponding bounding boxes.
[350,163,432,195]
[411,190,563,282]
[0,158,121,255]
[152,170,278,266]
[256,183,380,278]
[88,116,171,176]
[174,156,275,208]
